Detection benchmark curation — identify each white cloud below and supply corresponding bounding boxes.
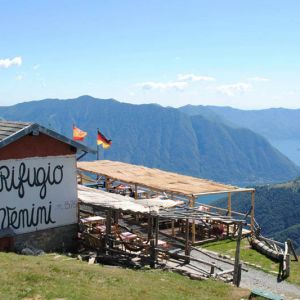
[138,81,188,91]
[177,73,215,82]
[248,77,270,82]
[0,56,22,68]
[216,82,251,96]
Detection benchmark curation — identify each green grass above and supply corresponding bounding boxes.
[0,252,249,300]
[201,238,300,286]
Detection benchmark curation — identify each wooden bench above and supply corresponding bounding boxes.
[249,288,284,300]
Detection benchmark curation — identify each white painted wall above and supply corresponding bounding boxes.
[0,155,77,235]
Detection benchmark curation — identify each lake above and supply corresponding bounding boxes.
[270,138,300,166]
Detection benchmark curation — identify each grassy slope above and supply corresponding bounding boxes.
[0,253,249,300]
[201,239,300,286]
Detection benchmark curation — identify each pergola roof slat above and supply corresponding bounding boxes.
[77,160,254,197]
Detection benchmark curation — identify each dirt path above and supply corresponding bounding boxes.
[165,248,300,299]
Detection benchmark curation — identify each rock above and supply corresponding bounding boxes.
[35,249,45,256]
[88,257,95,264]
[189,273,204,280]
[21,248,34,256]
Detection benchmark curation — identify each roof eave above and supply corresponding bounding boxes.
[0,123,96,154]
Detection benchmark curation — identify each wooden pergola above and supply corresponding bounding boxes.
[77,160,256,235]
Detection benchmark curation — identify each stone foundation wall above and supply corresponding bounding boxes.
[13,224,78,252]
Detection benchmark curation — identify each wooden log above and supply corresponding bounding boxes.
[216,269,234,277]
[251,238,282,261]
[163,251,222,270]
[287,239,298,261]
[190,246,248,272]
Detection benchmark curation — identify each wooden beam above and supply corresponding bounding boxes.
[77,166,255,198]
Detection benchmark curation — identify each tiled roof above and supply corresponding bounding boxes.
[0,121,31,142]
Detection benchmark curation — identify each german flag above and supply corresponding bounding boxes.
[97,130,112,149]
[73,125,87,141]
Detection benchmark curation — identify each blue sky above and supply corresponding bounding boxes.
[1,0,300,108]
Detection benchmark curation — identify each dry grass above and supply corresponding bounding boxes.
[0,252,250,300]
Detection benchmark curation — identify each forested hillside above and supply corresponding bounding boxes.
[212,178,300,253]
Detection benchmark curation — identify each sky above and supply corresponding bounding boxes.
[1,0,300,109]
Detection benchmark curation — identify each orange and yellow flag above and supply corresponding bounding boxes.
[73,126,87,141]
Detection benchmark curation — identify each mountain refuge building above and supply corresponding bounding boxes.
[0,121,95,252]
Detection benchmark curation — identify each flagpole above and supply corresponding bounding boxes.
[96,128,100,183]
[96,128,99,161]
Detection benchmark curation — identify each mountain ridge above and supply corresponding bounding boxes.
[179,104,300,140]
[0,95,299,186]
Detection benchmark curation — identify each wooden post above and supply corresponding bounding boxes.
[106,209,112,252]
[134,184,138,200]
[155,215,159,247]
[185,218,190,263]
[227,192,231,217]
[171,220,175,237]
[286,254,290,278]
[150,239,156,268]
[210,262,215,275]
[283,241,291,278]
[114,210,119,225]
[190,196,196,244]
[96,143,100,181]
[105,176,109,192]
[233,223,243,286]
[148,215,153,240]
[77,201,80,224]
[251,191,255,233]
[287,239,298,261]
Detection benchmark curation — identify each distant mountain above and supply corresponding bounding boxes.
[0,96,299,185]
[212,178,300,253]
[180,105,300,141]
[179,105,300,166]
